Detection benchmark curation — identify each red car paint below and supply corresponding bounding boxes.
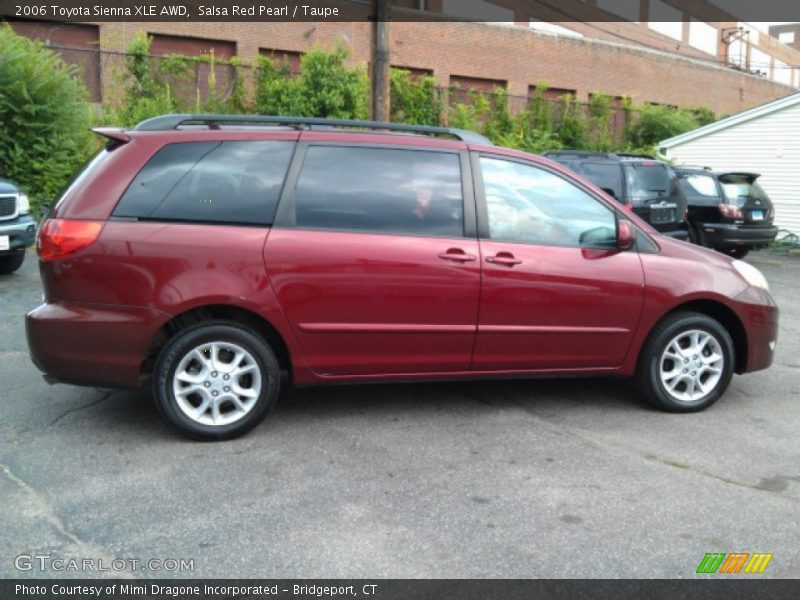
[26,127,777,391]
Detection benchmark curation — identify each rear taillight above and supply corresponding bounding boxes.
[624,203,634,211]
[37,219,104,261]
[718,204,743,220]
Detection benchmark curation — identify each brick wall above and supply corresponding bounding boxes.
[7,18,794,115]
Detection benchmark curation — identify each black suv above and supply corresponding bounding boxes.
[542,152,689,239]
[673,167,778,259]
[0,177,37,274]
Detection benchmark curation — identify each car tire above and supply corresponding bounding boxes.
[687,224,705,247]
[637,311,734,413]
[0,250,25,275]
[152,320,281,440]
[725,247,750,259]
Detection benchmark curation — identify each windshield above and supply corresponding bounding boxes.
[720,176,770,207]
[624,162,674,201]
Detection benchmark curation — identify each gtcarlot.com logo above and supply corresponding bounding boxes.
[696,552,773,574]
[14,554,194,573]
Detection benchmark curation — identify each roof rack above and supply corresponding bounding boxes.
[673,164,713,171]
[614,152,657,160]
[542,151,616,159]
[133,114,494,145]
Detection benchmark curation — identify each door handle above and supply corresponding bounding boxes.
[486,253,522,266]
[438,249,477,262]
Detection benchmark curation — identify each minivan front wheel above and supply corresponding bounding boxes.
[637,312,734,412]
[153,321,281,440]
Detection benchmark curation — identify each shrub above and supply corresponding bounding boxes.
[0,25,96,214]
[627,104,703,148]
[117,32,179,126]
[117,33,249,126]
[587,92,615,151]
[255,44,368,119]
[390,69,443,126]
[553,95,589,149]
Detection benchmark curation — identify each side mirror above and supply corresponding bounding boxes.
[618,220,635,251]
[600,187,617,199]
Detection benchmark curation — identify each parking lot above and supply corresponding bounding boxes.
[1,249,798,579]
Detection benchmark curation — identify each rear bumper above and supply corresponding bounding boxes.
[26,301,169,388]
[731,286,778,374]
[0,214,37,253]
[697,222,778,248]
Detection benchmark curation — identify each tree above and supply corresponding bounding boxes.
[0,25,95,214]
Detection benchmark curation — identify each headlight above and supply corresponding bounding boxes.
[18,194,30,214]
[732,259,769,290]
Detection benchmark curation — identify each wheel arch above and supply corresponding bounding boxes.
[637,299,748,375]
[140,304,294,383]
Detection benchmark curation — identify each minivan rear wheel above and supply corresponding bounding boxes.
[637,312,734,412]
[153,321,281,440]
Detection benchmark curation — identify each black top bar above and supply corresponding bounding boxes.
[543,151,658,160]
[133,114,493,145]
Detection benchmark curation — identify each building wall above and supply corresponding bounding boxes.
[660,100,800,234]
[769,24,800,52]
[90,20,796,116]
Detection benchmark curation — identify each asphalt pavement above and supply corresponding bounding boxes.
[1,249,798,578]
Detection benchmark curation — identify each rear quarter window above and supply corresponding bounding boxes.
[113,141,294,225]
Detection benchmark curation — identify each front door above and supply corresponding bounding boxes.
[472,154,645,371]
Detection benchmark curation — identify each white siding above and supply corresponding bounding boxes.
[661,102,800,234]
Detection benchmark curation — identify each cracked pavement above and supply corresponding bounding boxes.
[1,249,799,578]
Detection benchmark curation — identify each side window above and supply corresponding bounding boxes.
[114,141,294,225]
[480,156,617,247]
[291,146,464,237]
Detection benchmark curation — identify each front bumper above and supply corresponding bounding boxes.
[698,222,779,249]
[732,286,778,374]
[0,214,37,253]
[26,301,169,388]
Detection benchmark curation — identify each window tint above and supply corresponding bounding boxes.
[624,162,674,202]
[679,174,718,197]
[576,162,623,199]
[114,141,294,225]
[292,146,463,237]
[480,157,617,247]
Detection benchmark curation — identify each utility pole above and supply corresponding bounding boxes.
[370,0,391,122]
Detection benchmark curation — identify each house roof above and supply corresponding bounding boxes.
[659,91,800,149]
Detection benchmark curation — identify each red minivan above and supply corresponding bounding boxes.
[26,115,778,440]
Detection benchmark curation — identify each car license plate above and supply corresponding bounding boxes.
[650,203,677,224]
[751,210,764,220]
[0,235,9,251]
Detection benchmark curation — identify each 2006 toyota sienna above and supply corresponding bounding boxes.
[26,114,778,440]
